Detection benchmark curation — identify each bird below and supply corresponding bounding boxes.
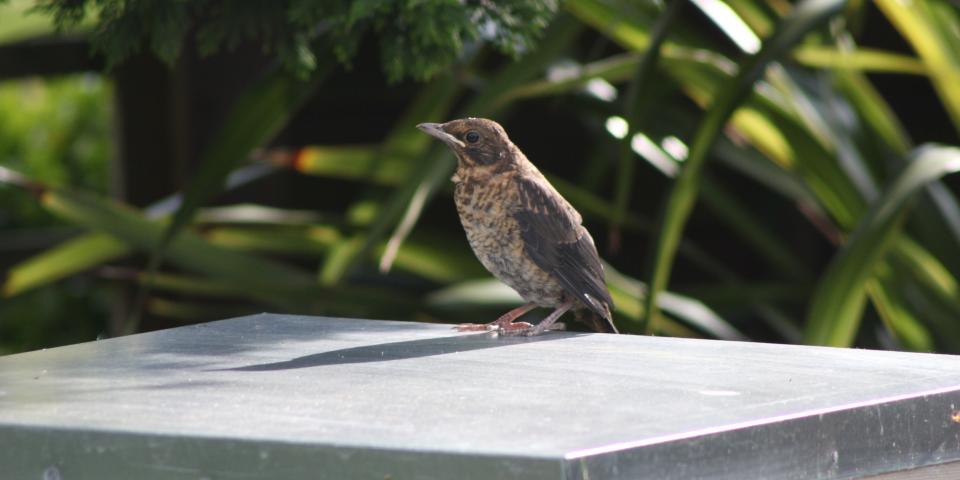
[417,118,618,335]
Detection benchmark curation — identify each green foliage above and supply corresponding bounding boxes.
[642,0,845,333]
[804,146,960,347]
[0,77,109,225]
[0,76,113,353]
[0,0,62,42]
[32,0,558,81]
[154,61,332,296]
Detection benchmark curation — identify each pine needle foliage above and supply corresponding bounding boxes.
[31,0,558,81]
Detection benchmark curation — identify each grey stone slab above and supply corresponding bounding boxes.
[1,313,959,479]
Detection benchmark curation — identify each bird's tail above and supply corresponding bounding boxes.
[575,308,619,334]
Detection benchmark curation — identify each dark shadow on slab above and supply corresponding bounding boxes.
[222,331,582,371]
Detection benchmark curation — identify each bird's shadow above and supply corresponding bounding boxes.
[218,330,582,372]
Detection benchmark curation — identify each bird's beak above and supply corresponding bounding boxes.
[417,122,465,148]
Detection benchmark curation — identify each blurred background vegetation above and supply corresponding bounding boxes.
[1,0,959,355]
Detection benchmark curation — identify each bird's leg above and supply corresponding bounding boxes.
[525,300,575,336]
[455,303,537,332]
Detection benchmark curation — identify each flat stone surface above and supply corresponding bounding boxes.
[1,314,960,479]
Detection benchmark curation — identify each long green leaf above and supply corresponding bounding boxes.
[832,57,960,277]
[39,187,322,306]
[1,233,130,297]
[832,69,912,155]
[643,0,845,332]
[286,145,406,185]
[526,6,868,227]
[767,67,880,202]
[803,145,960,346]
[0,164,278,299]
[568,0,930,77]
[792,46,927,75]
[204,225,338,256]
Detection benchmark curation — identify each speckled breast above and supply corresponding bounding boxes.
[453,176,566,307]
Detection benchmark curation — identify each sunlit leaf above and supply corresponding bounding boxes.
[0,163,279,299]
[876,0,960,134]
[1,233,129,297]
[832,69,912,155]
[791,46,927,75]
[603,263,744,340]
[281,145,407,185]
[39,187,321,305]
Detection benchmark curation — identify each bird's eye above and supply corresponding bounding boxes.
[465,131,480,143]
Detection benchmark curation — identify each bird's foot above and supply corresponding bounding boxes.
[454,303,538,333]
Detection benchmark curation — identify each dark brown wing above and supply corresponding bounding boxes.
[513,177,616,331]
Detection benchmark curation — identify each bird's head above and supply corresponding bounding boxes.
[417,118,518,175]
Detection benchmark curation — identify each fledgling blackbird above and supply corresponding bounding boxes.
[417,118,618,335]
